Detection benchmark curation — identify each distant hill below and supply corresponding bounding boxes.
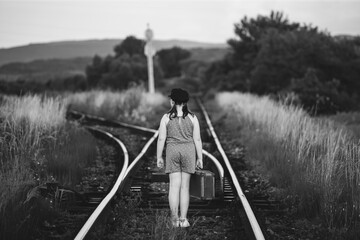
[0,39,228,66]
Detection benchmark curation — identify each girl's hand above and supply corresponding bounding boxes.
[196,159,203,169]
[157,158,164,168]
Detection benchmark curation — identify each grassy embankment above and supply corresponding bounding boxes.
[215,92,360,235]
[0,94,97,239]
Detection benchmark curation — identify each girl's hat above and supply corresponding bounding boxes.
[168,88,189,103]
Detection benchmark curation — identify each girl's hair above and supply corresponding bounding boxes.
[168,102,194,120]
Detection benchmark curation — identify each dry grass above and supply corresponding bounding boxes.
[0,95,65,210]
[0,94,97,239]
[66,87,168,127]
[215,92,360,230]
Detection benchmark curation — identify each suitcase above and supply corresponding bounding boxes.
[190,170,215,200]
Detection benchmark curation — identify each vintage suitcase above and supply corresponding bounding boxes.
[190,170,215,200]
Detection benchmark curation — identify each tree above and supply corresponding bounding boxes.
[157,47,191,78]
[98,54,148,89]
[289,68,356,114]
[114,36,145,57]
[227,11,301,72]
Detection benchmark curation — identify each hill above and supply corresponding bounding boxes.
[0,39,228,66]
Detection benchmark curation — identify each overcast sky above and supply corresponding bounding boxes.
[0,0,359,49]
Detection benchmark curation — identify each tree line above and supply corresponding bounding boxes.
[2,11,359,114]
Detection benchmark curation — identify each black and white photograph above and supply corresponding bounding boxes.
[1,0,360,239]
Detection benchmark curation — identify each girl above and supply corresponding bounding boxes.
[156,88,203,228]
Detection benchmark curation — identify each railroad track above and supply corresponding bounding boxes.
[64,98,268,239]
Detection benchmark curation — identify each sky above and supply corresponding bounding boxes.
[0,0,359,49]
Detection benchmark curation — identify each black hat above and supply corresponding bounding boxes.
[168,88,189,103]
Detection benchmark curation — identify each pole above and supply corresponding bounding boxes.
[145,24,155,93]
[147,50,155,93]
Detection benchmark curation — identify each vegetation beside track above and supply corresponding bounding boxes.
[66,86,168,128]
[0,94,97,239]
[213,91,360,239]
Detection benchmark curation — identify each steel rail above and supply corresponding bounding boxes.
[196,98,265,240]
[68,110,157,134]
[124,130,159,177]
[74,127,129,240]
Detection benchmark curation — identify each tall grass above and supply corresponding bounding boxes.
[215,92,360,231]
[66,87,168,127]
[0,94,96,239]
[1,95,63,210]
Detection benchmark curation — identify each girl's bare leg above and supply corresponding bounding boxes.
[179,172,191,219]
[169,172,181,220]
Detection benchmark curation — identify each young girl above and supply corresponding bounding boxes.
[156,88,203,228]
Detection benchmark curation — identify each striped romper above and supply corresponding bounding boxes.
[165,114,196,174]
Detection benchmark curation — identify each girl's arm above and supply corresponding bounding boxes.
[193,115,203,169]
[156,114,167,168]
